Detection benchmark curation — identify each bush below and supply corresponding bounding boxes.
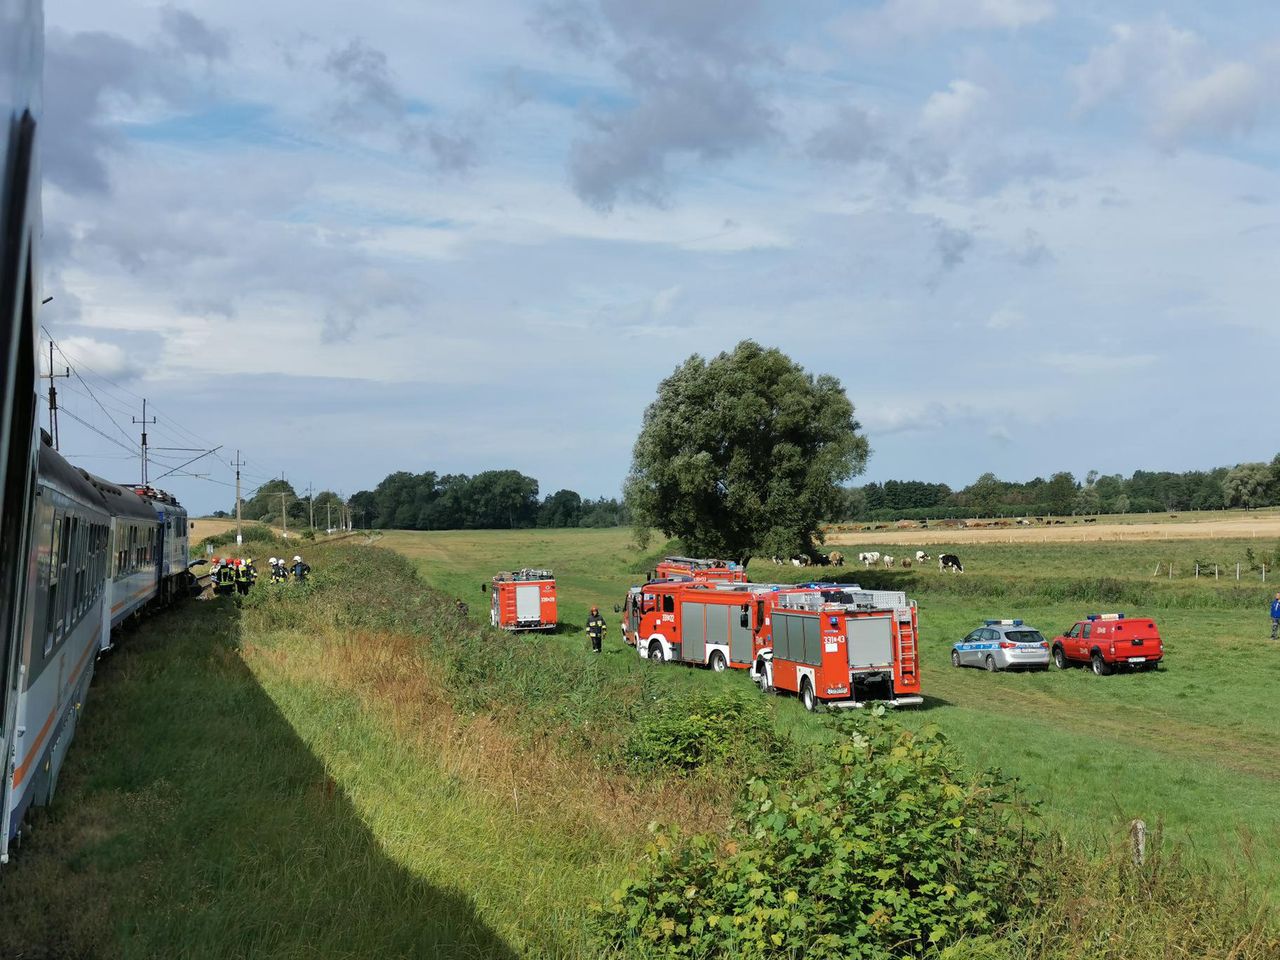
[593,711,1042,959]
[622,692,788,775]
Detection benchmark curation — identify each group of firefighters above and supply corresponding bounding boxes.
[210,555,311,596]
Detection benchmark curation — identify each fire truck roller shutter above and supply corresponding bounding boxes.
[801,617,821,666]
[704,604,729,662]
[774,614,822,667]
[847,616,893,669]
[680,601,707,663]
[515,584,541,623]
[729,605,753,664]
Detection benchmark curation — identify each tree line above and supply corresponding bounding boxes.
[835,456,1280,521]
[346,470,628,531]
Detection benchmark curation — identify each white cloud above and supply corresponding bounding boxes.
[1154,61,1265,143]
[1071,19,1270,146]
[919,80,990,142]
[986,307,1024,329]
[52,335,144,380]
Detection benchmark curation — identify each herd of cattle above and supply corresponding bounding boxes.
[771,550,964,572]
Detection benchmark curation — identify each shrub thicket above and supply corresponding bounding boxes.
[594,711,1041,959]
[622,692,787,775]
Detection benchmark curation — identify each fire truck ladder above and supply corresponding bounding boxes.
[896,608,918,683]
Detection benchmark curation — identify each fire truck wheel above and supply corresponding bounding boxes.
[647,641,665,664]
[950,650,961,668]
[984,655,997,673]
[1090,652,1111,676]
[709,650,727,672]
[1052,645,1068,669]
[800,679,817,712]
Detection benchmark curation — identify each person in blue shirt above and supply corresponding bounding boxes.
[1271,593,1280,640]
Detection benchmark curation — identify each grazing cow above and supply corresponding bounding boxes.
[858,551,881,567]
[1084,517,1097,524]
[882,555,895,568]
[1017,518,1031,526]
[915,550,931,563]
[827,551,844,566]
[791,556,810,567]
[900,558,912,569]
[939,553,963,573]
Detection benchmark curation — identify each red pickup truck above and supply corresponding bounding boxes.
[1051,613,1163,675]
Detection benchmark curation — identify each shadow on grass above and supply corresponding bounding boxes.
[0,596,519,960]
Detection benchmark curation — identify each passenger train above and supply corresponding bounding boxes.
[1,0,194,861]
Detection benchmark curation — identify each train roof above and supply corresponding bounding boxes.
[78,468,160,523]
[38,434,108,510]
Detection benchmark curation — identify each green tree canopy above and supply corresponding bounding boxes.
[625,341,869,564]
[1222,462,1271,509]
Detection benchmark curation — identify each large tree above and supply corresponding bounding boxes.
[1222,462,1271,509]
[625,341,868,564]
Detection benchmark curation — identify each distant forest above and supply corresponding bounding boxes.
[346,470,628,531]
[837,455,1280,522]
[220,456,1280,531]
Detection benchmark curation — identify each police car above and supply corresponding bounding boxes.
[951,620,1051,672]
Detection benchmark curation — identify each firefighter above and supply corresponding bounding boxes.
[235,558,252,596]
[586,605,606,654]
[218,559,236,594]
[292,555,310,583]
[1271,592,1280,640]
[455,598,469,617]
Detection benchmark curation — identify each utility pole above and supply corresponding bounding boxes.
[132,399,156,486]
[232,450,246,546]
[40,341,69,450]
[307,481,314,532]
[278,488,290,540]
[326,499,332,534]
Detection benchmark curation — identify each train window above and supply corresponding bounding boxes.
[70,515,82,619]
[45,512,62,655]
[56,513,72,640]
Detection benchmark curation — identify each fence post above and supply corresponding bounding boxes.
[1237,563,1241,581]
[1169,563,1173,580]
[1195,564,1199,579]
[1130,819,1147,867]
[1215,564,1219,580]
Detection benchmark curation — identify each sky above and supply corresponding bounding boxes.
[37,0,1280,514]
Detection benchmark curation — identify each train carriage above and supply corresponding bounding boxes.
[10,437,113,833]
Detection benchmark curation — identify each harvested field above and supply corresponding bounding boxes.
[826,513,1280,546]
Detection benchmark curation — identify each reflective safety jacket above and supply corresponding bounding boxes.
[586,613,607,639]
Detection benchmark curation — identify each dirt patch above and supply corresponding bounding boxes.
[826,515,1280,547]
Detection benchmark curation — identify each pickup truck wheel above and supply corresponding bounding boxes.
[800,679,817,712]
[648,642,665,664]
[951,650,961,668]
[1052,646,1068,669]
[1091,652,1111,676]
[984,655,997,673]
[709,650,727,672]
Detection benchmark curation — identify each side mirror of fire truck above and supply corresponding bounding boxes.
[739,608,749,628]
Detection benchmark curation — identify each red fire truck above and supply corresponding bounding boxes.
[749,585,923,710]
[623,580,825,670]
[487,569,557,631]
[653,556,748,583]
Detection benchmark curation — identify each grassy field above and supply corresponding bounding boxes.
[5,528,1276,958]
[382,527,1280,886]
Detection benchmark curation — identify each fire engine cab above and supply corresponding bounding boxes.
[653,556,748,583]
[750,585,923,711]
[488,569,557,631]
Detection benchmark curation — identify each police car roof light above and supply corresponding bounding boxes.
[985,619,1023,626]
[1086,613,1125,621]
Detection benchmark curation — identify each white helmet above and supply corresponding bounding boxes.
[294,555,302,562]
[269,557,277,564]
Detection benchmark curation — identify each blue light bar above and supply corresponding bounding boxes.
[985,619,1023,626]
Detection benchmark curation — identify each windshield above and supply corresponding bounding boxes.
[1005,630,1045,644]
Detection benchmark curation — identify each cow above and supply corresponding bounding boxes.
[882,555,895,567]
[858,551,881,567]
[791,556,810,567]
[900,558,912,568]
[939,553,963,573]
[827,551,844,566]
[915,550,931,563]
